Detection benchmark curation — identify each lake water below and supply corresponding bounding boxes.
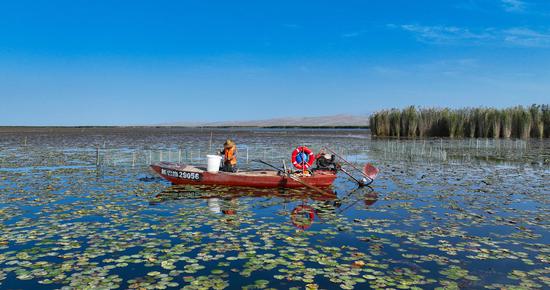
[0,127,548,289]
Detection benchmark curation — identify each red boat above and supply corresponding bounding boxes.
[150,162,337,188]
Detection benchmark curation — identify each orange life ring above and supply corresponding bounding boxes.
[291,205,315,230]
[291,146,315,170]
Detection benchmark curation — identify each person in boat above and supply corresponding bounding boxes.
[219,139,237,172]
[315,149,338,171]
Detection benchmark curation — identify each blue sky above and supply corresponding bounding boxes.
[1,0,549,125]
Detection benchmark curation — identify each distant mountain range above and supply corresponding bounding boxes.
[158,114,369,127]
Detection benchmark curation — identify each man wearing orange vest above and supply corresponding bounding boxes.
[220,139,237,172]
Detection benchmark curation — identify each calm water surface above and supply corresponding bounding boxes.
[0,128,548,289]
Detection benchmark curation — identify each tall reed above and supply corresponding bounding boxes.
[543,105,550,138]
[515,107,532,139]
[501,109,513,138]
[389,109,401,138]
[370,104,548,139]
[530,104,544,138]
[488,109,500,139]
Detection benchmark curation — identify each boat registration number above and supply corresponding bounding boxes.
[161,169,201,181]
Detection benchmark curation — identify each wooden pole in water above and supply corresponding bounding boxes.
[96,146,100,166]
[422,140,425,156]
[209,131,213,154]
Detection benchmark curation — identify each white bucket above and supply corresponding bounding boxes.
[207,198,221,214]
[206,154,223,173]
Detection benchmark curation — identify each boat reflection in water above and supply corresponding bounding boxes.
[150,185,378,230]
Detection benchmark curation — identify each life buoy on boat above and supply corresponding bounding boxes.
[291,146,315,170]
[291,205,315,230]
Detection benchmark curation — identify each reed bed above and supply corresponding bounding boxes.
[370,105,550,139]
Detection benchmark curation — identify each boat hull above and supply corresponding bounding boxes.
[150,162,337,188]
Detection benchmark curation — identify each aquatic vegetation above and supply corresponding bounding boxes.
[370,104,550,139]
[0,128,548,289]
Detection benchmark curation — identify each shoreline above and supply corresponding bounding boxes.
[0,125,370,129]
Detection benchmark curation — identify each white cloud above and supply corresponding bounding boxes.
[371,59,480,78]
[503,27,550,47]
[341,30,367,38]
[398,24,493,44]
[394,24,550,48]
[501,0,526,12]
[342,32,361,38]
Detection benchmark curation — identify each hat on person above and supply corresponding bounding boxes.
[224,139,235,148]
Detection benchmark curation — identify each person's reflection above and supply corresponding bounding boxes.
[313,191,379,221]
[220,198,239,227]
[364,192,378,208]
[207,197,239,214]
[221,198,238,215]
[314,198,342,220]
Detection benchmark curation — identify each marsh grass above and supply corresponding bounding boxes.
[370,104,549,139]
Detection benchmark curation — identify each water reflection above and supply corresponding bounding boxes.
[150,185,337,205]
[151,185,378,230]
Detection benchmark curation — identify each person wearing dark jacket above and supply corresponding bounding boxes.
[315,149,337,171]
